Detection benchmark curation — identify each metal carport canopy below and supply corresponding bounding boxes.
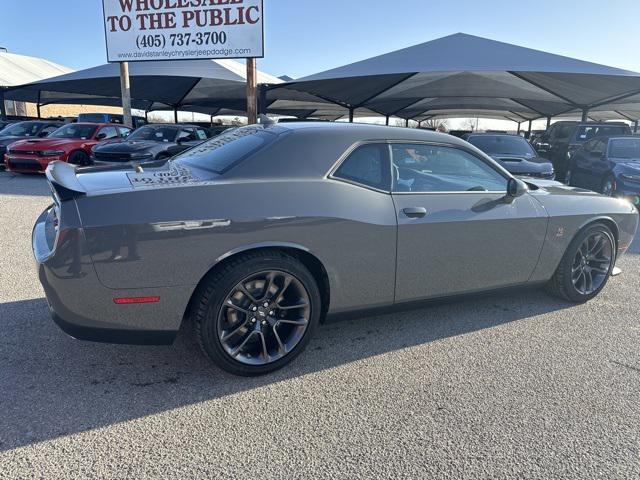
[269,33,640,122]
[4,59,283,113]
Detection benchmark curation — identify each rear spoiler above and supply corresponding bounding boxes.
[45,161,87,201]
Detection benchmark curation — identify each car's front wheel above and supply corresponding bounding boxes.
[68,150,90,166]
[546,223,615,303]
[193,251,321,376]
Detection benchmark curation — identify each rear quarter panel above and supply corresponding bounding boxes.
[76,179,398,314]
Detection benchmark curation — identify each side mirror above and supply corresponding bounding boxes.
[505,178,528,202]
[96,132,107,140]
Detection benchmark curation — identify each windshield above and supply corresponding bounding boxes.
[173,126,277,174]
[575,125,630,142]
[127,125,180,143]
[49,124,97,140]
[78,114,108,123]
[609,138,640,159]
[467,135,536,157]
[1,121,44,137]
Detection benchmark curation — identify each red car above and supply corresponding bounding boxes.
[5,123,132,173]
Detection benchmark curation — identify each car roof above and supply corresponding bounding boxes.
[219,121,488,180]
[465,133,523,137]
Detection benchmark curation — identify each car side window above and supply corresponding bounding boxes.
[333,143,391,191]
[117,127,132,138]
[391,143,507,193]
[556,124,573,140]
[99,126,118,139]
[177,129,194,141]
[195,128,209,140]
[592,139,606,156]
[41,125,59,136]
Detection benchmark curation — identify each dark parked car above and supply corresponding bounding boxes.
[77,113,147,129]
[34,123,638,375]
[91,124,212,163]
[566,135,640,204]
[0,120,16,131]
[533,121,631,181]
[463,133,555,179]
[0,120,63,168]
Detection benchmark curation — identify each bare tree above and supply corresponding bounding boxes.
[419,118,449,131]
[459,119,477,131]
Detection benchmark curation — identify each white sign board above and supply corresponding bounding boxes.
[102,0,264,62]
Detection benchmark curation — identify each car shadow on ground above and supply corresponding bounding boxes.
[0,171,50,196]
[0,288,574,452]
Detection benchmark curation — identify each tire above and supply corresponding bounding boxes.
[601,175,616,197]
[546,223,616,303]
[68,150,90,166]
[193,251,322,376]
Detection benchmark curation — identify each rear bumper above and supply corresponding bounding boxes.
[33,207,189,345]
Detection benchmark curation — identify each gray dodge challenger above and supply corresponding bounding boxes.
[33,122,639,375]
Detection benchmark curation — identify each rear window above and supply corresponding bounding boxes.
[609,138,640,159]
[173,126,277,174]
[78,114,107,123]
[574,125,631,142]
[467,135,535,157]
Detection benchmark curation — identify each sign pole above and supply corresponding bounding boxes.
[119,61,132,127]
[246,58,257,125]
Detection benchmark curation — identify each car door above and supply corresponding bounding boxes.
[576,139,606,191]
[569,140,594,187]
[391,142,548,303]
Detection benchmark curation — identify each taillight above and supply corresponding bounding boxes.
[113,296,161,305]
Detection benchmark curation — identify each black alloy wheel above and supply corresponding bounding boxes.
[68,150,90,166]
[194,251,321,376]
[546,223,615,302]
[217,270,311,366]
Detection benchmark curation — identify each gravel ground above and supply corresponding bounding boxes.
[1,170,639,479]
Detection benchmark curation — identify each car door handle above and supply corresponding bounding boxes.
[403,207,427,218]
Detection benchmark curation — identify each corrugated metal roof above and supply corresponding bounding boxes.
[0,51,72,87]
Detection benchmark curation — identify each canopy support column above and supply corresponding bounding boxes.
[246,58,258,125]
[385,115,390,126]
[527,120,532,138]
[36,91,41,118]
[144,110,148,122]
[405,118,409,128]
[546,117,552,129]
[119,62,132,127]
[581,109,589,122]
[0,89,6,120]
[418,121,422,128]
[174,108,178,123]
[348,108,354,123]
[258,84,268,116]
[516,122,521,135]
[635,120,639,133]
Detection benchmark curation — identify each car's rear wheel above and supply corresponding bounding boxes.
[193,251,321,376]
[601,175,616,197]
[546,223,615,303]
[68,150,89,166]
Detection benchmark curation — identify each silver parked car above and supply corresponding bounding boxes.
[33,123,639,375]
